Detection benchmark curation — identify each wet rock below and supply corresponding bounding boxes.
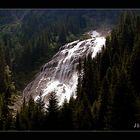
[23,30,106,106]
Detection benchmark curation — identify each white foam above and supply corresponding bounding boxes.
[91,30,100,38]
[40,72,78,106]
[31,30,106,107]
[92,37,106,58]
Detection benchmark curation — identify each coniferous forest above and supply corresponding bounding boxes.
[0,10,140,130]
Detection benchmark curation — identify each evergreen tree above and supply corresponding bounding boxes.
[0,44,6,93]
[111,70,135,129]
[59,98,73,129]
[91,97,101,129]
[15,111,20,130]
[33,91,45,130]
[74,92,93,130]
[45,91,60,130]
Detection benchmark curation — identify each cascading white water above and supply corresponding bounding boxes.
[23,30,106,106]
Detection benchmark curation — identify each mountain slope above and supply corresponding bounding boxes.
[23,30,107,106]
[0,10,124,91]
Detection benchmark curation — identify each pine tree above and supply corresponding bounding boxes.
[111,69,135,130]
[91,97,101,129]
[33,91,45,130]
[0,88,13,130]
[15,97,27,130]
[0,65,15,130]
[74,92,93,130]
[130,37,140,94]
[15,111,21,130]
[36,91,45,112]
[27,96,36,129]
[0,44,6,93]
[98,72,111,130]
[59,98,73,129]
[46,91,60,130]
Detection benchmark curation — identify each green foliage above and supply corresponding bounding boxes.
[59,98,74,129]
[0,10,123,90]
[74,10,139,130]
[45,92,60,130]
[1,10,140,130]
[74,92,93,130]
[91,97,101,129]
[111,70,135,129]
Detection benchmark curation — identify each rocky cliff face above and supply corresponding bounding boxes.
[23,30,107,107]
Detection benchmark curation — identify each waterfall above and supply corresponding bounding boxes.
[23,30,106,106]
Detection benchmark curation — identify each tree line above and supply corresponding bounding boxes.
[1,10,140,130]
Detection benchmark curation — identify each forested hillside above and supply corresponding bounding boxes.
[0,10,140,130]
[0,10,123,91]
